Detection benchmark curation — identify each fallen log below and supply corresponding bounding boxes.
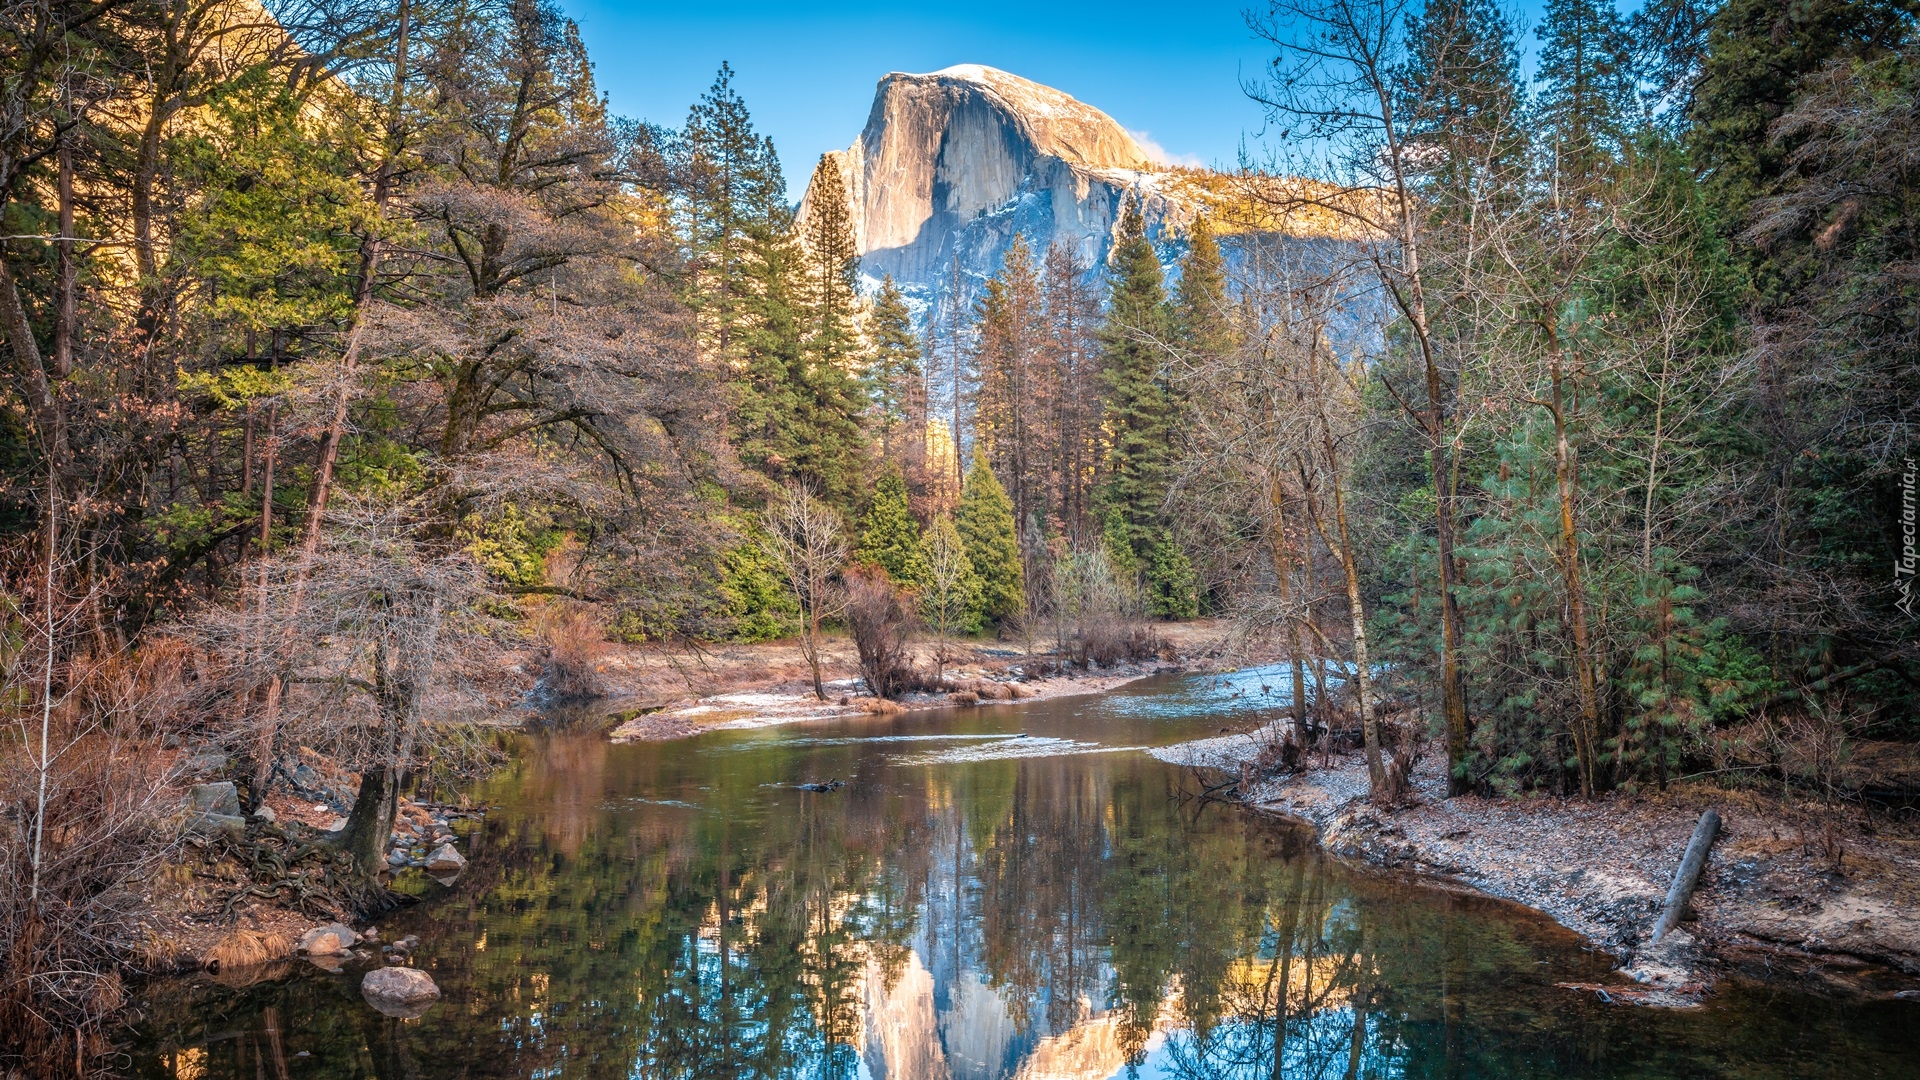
[1651,809,1721,945]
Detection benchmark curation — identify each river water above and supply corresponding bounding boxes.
[131,666,1918,1078]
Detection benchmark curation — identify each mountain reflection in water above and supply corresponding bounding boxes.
[131,669,1919,1078]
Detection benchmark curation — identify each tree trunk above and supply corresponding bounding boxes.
[1651,808,1720,944]
[53,129,74,377]
[804,611,827,701]
[0,255,68,462]
[1267,474,1310,748]
[1551,348,1600,797]
[1308,453,1386,795]
[339,767,398,878]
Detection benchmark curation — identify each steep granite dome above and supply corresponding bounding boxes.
[805,65,1207,293]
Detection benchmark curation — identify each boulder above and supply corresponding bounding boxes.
[187,782,240,817]
[424,843,467,873]
[185,812,246,836]
[182,752,229,777]
[298,923,361,956]
[361,966,440,1018]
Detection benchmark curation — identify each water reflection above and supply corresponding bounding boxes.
[132,675,1918,1079]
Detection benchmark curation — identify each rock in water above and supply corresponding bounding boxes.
[361,966,440,1018]
[424,843,466,873]
[298,923,362,956]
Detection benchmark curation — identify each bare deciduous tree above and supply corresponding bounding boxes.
[761,485,848,701]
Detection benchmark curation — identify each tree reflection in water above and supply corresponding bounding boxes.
[131,719,1919,1080]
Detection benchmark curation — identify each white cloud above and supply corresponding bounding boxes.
[1126,129,1207,169]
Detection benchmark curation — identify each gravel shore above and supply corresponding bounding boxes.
[1154,731,1920,1005]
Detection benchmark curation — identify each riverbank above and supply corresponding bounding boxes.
[1154,730,1920,1005]
[601,619,1247,741]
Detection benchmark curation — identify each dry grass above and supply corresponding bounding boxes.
[204,927,295,972]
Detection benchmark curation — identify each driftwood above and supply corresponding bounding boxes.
[1651,809,1721,945]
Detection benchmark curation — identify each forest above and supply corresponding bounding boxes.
[2,0,1916,1069]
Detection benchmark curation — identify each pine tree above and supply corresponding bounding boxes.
[1690,0,1913,214]
[788,153,870,508]
[957,455,1024,627]
[1042,243,1102,544]
[728,134,809,486]
[1098,200,1174,562]
[1395,0,1526,200]
[1143,529,1199,619]
[856,465,928,587]
[1535,0,1637,181]
[1173,220,1232,373]
[799,154,863,370]
[865,275,924,460]
[973,236,1050,546]
[682,64,778,366]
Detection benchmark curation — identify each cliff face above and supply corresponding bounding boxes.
[806,65,1207,294]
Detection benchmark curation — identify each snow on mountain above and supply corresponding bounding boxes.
[799,66,1209,300]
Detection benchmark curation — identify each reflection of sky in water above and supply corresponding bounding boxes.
[1098,663,1304,720]
[124,666,1920,1080]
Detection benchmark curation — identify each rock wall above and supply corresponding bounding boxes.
[803,65,1205,297]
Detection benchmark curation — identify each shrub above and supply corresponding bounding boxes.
[843,565,915,700]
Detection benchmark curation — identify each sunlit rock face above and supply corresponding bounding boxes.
[806,65,1204,293]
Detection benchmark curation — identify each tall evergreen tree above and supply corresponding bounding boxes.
[786,154,869,508]
[1396,0,1526,198]
[799,155,863,370]
[1691,0,1915,214]
[1535,0,1638,180]
[865,275,924,461]
[957,455,1024,626]
[682,64,785,366]
[855,464,927,587]
[1173,220,1233,373]
[974,236,1050,545]
[1042,243,1103,544]
[727,135,809,487]
[1098,200,1174,561]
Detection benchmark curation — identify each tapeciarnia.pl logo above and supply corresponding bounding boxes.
[1899,458,1918,618]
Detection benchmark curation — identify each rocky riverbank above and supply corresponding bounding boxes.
[1154,731,1920,1006]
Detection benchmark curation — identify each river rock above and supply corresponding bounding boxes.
[425,843,466,873]
[298,923,361,956]
[361,966,440,1017]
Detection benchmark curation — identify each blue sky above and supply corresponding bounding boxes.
[558,1,1558,201]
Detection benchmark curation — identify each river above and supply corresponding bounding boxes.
[130,666,1919,1078]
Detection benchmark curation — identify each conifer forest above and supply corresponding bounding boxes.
[3,0,1919,1074]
